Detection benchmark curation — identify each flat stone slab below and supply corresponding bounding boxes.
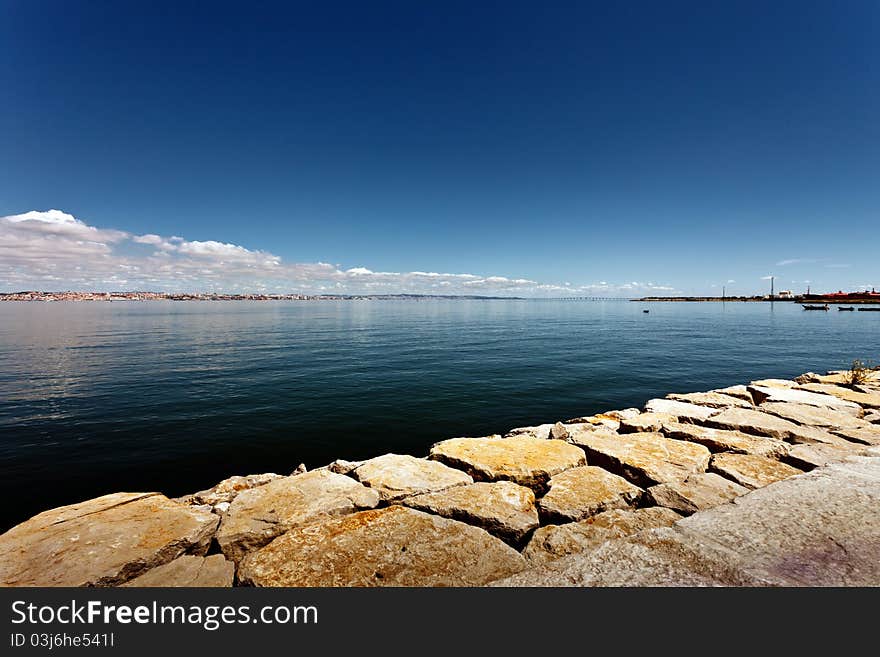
[661,420,789,458]
[497,527,769,586]
[795,371,851,385]
[0,493,219,587]
[647,473,749,515]
[400,481,538,543]
[705,407,844,445]
[567,430,710,487]
[537,466,643,523]
[797,383,880,409]
[758,401,867,430]
[618,412,676,433]
[216,470,381,563]
[505,423,555,439]
[710,384,753,401]
[523,507,681,564]
[122,554,234,587]
[829,426,880,446]
[748,385,862,415]
[495,456,880,586]
[238,506,526,586]
[190,473,285,506]
[429,436,586,490]
[644,398,716,422]
[750,378,797,388]
[666,391,752,409]
[352,453,473,501]
[785,442,865,470]
[710,453,803,489]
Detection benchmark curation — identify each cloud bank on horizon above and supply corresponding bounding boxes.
[0,210,676,297]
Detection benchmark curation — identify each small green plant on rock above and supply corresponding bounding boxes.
[844,359,874,386]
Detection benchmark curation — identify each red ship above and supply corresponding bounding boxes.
[803,288,880,302]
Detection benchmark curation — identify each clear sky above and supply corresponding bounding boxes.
[1,1,878,296]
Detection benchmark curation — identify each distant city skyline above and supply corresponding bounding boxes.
[2,2,877,296]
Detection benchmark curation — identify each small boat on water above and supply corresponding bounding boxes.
[838,306,855,311]
[857,307,880,312]
[802,304,829,311]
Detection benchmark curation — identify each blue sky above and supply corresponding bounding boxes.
[1,1,877,296]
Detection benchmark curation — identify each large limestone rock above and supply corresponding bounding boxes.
[757,401,867,430]
[523,507,681,564]
[748,385,862,415]
[618,412,676,433]
[750,378,797,389]
[785,442,865,470]
[660,421,789,458]
[567,429,710,487]
[829,426,880,446]
[0,493,218,587]
[497,528,768,586]
[352,454,472,501]
[710,453,803,489]
[647,473,749,515]
[505,423,555,439]
[189,473,285,506]
[797,383,880,410]
[495,456,880,586]
[400,481,538,543]
[865,411,880,424]
[705,407,844,445]
[710,384,753,401]
[122,554,234,587]
[537,466,643,523]
[216,470,381,563]
[794,371,851,385]
[666,391,752,409]
[644,398,716,422]
[429,436,585,490]
[238,506,526,586]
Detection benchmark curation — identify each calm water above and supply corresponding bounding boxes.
[1,299,878,530]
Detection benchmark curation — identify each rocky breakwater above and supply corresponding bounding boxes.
[2,368,880,587]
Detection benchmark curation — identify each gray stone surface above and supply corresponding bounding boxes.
[238,506,526,586]
[493,456,880,586]
[647,472,749,515]
[122,554,234,587]
[352,453,473,501]
[537,466,642,523]
[400,481,538,543]
[0,493,219,587]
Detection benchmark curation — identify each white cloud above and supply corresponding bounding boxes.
[0,209,679,297]
[776,258,816,267]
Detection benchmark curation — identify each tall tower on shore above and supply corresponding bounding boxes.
[770,276,775,299]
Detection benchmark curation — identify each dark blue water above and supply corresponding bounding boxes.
[1,299,878,530]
